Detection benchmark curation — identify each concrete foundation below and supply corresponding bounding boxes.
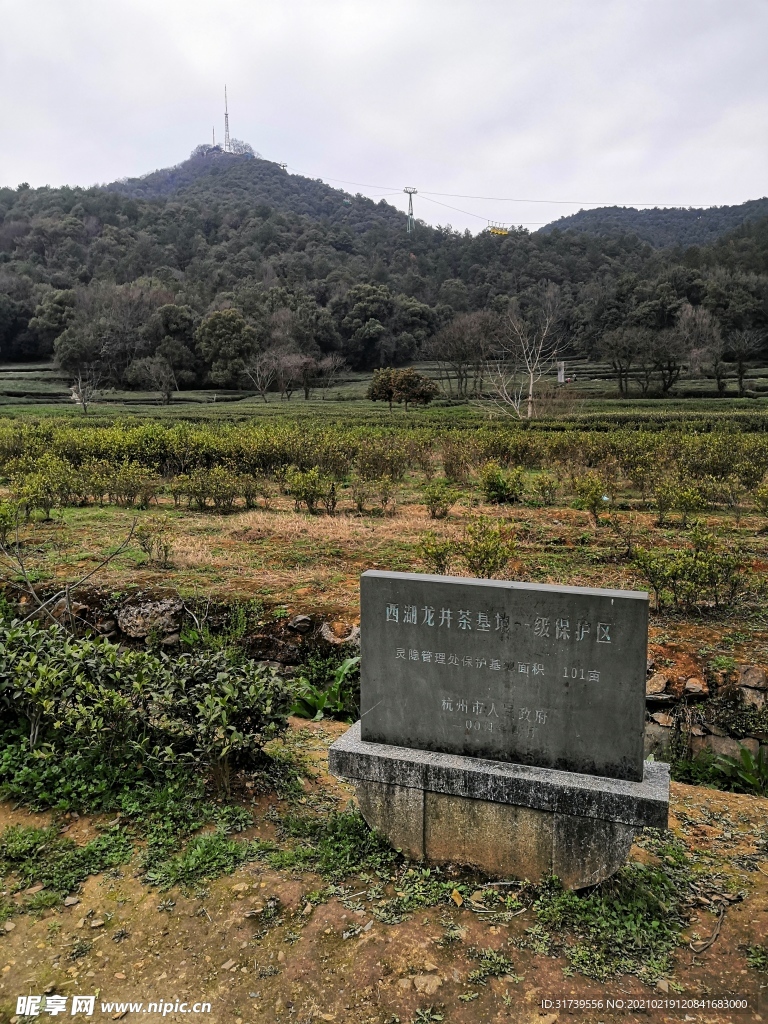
[330,722,669,890]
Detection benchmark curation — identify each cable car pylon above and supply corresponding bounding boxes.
[404,187,417,233]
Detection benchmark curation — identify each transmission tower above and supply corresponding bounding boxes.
[404,187,417,234]
[224,85,231,153]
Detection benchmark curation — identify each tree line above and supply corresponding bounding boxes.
[0,149,766,402]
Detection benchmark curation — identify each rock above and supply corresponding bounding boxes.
[320,622,360,647]
[161,633,180,647]
[89,918,105,929]
[741,687,766,710]
[644,723,673,759]
[231,883,249,893]
[24,883,44,895]
[4,921,15,932]
[646,673,669,695]
[221,959,236,971]
[737,665,767,691]
[64,896,80,907]
[97,619,117,635]
[413,974,443,996]
[691,735,759,759]
[50,598,89,624]
[656,979,669,994]
[287,615,313,634]
[116,598,183,638]
[704,722,728,737]
[684,677,706,695]
[114,972,126,980]
[396,978,412,991]
[277,951,285,963]
[650,712,674,727]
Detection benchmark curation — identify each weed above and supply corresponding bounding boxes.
[411,1009,445,1023]
[68,939,93,960]
[714,746,768,796]
[531,833,691,982]
[468,947,521,984]
[747,945,768,972]
[278,810,397,879]
[291,656,360,721]
[0,824,133,897]
[144,832,261,890]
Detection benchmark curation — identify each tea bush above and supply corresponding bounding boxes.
[0,620,294,806]
[479,462,524,504]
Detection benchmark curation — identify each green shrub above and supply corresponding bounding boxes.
[135,515,174,567]
[530,473,559,506]
[291,656,360,721]
[287,466,326,514]
[458,518,515,578]
[574,472,611,525]
[0,621,293,805]
[480,462,524,504]
[418,532,454,575]
[422,480,458,519]
[713,746,768,796]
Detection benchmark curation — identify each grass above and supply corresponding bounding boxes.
[0,824,133,898]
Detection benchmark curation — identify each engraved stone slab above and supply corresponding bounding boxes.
[360,570,648,781]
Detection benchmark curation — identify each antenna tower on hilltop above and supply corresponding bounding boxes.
[224,86,231,153]
[404,187,417,234]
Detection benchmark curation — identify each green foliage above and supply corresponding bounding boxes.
[532,835,690,981]
[366,367,438,410]
[713,746,768,796]
[480,461,525,504]
[0,620,293,805]
[144,831,260,890]
[467,947,521,985]
[457,518,515,578]
[418,531,454,575]
[634,528,749,610]
[0,824,133,896]
[574,472,611,525]
[747,944,768,973]
[290,656,361,721]
[277,810,397,879]
[422,479,458,519]
[287,466,327,514]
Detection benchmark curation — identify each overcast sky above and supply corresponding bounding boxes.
[1,0,766,233]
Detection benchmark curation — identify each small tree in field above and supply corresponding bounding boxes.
[367,367,438,411]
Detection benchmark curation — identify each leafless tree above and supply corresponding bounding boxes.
[427,312,496,397]
[679,303,727,395]
[486,284,562,419]
[317,353,347,398]
[727,329,763,397]
[272,350,305,400]
[241,351,277,402]
[126,355,178,404]
[69,367,102,414]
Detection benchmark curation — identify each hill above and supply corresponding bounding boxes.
[0,148,766,392]
[539,198,768,248]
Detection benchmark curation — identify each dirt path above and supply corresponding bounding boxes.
[1,721,767,1024]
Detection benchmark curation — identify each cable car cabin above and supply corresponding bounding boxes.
[488,222,509,236]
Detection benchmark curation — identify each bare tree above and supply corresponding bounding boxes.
[427,312,495,398]
[679,303,727,395]
[126,355,178,404]
[69,367,102,414]
[727,329,763,397]
[599,327,647,397]
[317,352,347,399]
[241,351,277,402]
[272,350,305,400]
[486,284,562,419]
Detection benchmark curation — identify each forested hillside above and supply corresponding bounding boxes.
[540,198,768,249]
[0,148,766,398]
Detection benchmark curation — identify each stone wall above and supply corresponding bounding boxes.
[644,662,768,764]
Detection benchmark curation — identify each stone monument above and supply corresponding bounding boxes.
[329,571,669,889]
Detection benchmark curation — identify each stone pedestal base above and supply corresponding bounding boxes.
[329,722,669,890]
